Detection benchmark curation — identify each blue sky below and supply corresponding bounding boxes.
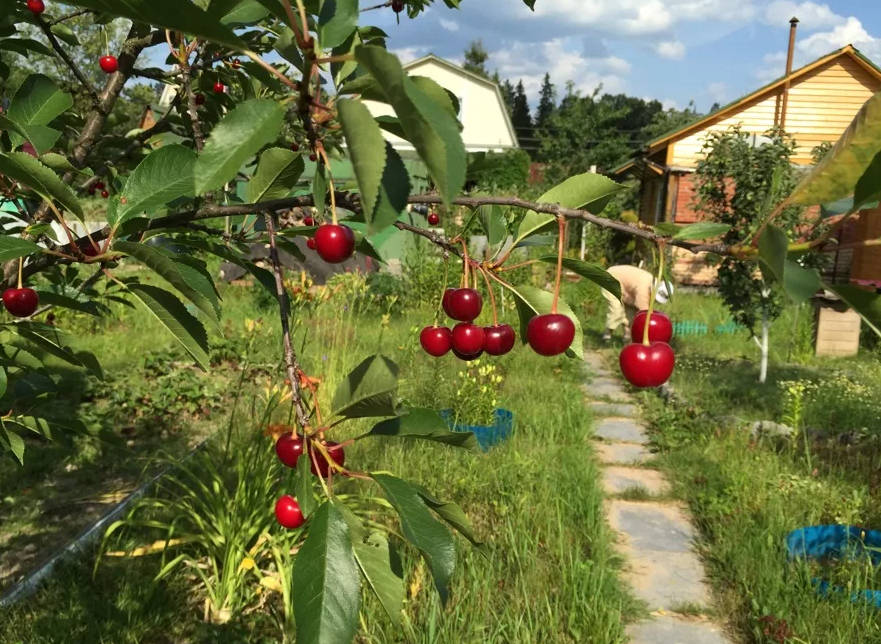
[362,0,881,112]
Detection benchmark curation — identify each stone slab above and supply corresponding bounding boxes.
[627,616,731,644]
[585,379,632,402]
[590,401,638,418]
[596,443,654,465]
[595,418,649,444]
[608,501,711,610]
[602,467,670,496]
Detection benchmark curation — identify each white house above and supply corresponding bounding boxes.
[364,54,519,153]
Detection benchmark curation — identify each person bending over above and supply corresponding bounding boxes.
[601,265,672,342]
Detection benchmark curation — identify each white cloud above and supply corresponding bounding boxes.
[798,16,881,60]
[439,18,459,32]
[662,98,679,110]
[707,82,728,104]
[655,40,686,60]
[491,38,631,102]
[391,47,427,64]
[761,1,845,30]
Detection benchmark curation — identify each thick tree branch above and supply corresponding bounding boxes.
[263,213,312,431]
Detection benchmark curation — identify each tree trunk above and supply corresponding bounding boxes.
[760,306,770,384]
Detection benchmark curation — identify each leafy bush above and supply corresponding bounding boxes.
[471,149,531,190]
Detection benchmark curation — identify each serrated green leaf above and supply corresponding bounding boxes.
[479,203,506,246]
[412,484,486,554]
[537,257,621,300]
[783,260,821,305]
[0,152,83,219]
[505,284,584,360]
[757,224,788,284]
[353,532,403,627]
[0,235,41,262]
[372,473,455,602]
[319,0,358,49]
[195,99,285,194]
[0,113,30,141]
[292,502,361,644]
[338,98,386,226]
[0,366,7,398]
[38,152,76,173]
[34,286,101,316]
[56,0,246,50]
[49,23,79,47]
[10,325,104,380]
[853,150,881,213]
[173,237,276,297]
[113,241,219,324]
[0,37,53,57]
[355,45,465,208]
[248,148,305,203]
[0,344,43,371]
[220,0,269,24]
[7,74,73,136]
[2,423,24,464]
[366,408,478,452]
[296,451,317,519]
[116,145,197,225]
[826,283,881,338]
[126,284,210,370]
[409,76,460,122]
[653,221,731,241]
[515,172,626,246]
[273,26,303,68]
[331,355,399,419]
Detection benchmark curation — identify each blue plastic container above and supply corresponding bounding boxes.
[786,525,881,608]
[439,409,513,452]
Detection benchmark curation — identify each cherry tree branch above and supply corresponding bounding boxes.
[35,15,100,106]
[263,213,312,431]
[48,9,92,25]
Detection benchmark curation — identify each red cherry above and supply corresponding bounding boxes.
[420,326,452,357]
[392,0,405,12]
[88,187,96,196]
[95,181,105,190]
[3,288,39,318]
[527,313,575,357]
[310,442,345,477]
[21,142,38,158]
[309,153,317,162]
[213,82,225,94]
[451,322,484,357]
[195,93,206,106]
[291,143,300,152]
[99,55,118,74]
[231,59,241,69]
[314,224,356,264]
[306,238,317,250]
[428,213,440,226]
[619,341,675,388]
[631,310,673,344]
[274,495,305,529]
[26,0,44,14]
[446,288,482,322]
[101,190,109,198]
[483,324,516,356]
[81,242,100,257]
[453,347,483,361]
[303,216,314,226]
[442,288,457,318]
[275,432,304,468]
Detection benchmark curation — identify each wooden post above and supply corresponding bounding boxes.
[778,17,799,130]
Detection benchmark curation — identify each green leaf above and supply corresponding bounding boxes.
[248,148,305,203]
[506,284,584,360]
[273,26,303,68]
[0,37,53,57]
[312,162,327,215]
[352,532,403,627]
[34,286,101,316]
[38,152,77,173]
[412,484,486,554]
[331,355,399,419]
[113,241,220,324]
[0,152,83,219]
[292,502,361,644]
[57,0,246,50]
[195,99,285,194]
[338,99,386,228]
[653,222,730,241]
[514,172,626,246]
[2,423,24,464]
[7,74,73,134]
[173,237,276,297]
[790,92,881,207]
[783,260,821,305]
[0,113,30,141]
[49,23,79,47]
[0,366,8,398]
[220,0,269,24]
[757,224,788,284]
[409,76,460,122]
[319,0,358,49]
[10,325,103,380]
[296,452,317,519]
[372,473,455,601]
[0,235,41,262]
[479,204,506,246]
[116,145,197,225]
[853,150,881,213]
[366,408,479,452]
[126,284,210,370]
[355,45,465,208]
[537,257,621,300]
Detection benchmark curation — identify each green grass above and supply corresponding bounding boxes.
[0,276,639,643]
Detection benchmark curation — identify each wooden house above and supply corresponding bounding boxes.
[612,36,881,355]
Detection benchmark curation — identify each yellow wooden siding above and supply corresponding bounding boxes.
[671,56,880,167]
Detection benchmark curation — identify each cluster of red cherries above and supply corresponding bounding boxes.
[420,288,576,360]
[273,432,345,529]
[619,310,675,389]
[87,180,110,199]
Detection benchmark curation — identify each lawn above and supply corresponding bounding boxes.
[0,270,639,643]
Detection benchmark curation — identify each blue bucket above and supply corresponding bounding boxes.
[439,409,513,452]
[786,525,881,608]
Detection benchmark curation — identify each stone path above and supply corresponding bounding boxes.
[583,352,732,644]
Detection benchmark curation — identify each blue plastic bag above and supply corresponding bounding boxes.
[439,409,513,452]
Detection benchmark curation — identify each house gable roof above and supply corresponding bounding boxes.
[611,45,881,176]
[402,54,519,149]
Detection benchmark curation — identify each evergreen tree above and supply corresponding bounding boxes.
[499,78,516,114]
[463,39,490,78]
[511,80,532,149]
[536,73,557,129]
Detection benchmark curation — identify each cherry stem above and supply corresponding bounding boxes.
[644,243,666,346]
[317,147,337,225]
[435,258,449,326]
[457,239,470,289]
[243,50,299,91]
[479,266,499,326]
[308,443,332,498]
[17,257,22,290]
[497,259,538,273]
[551,216,565,314]
[314,54,354,65]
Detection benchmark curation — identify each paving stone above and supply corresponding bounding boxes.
[590,401,638,418]
[595,418,649,444]
[627,615,731,644]
[585,378,632,402]
[607,501,711,609]
[602,467,670,496]
[595,443,654,465]
[582,352,608,373]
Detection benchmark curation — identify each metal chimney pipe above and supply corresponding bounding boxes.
[779,16,799,130]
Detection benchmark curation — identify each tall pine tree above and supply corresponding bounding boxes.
[511,80,533,150]
[463,40,490,78]
[536,73,556,129]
